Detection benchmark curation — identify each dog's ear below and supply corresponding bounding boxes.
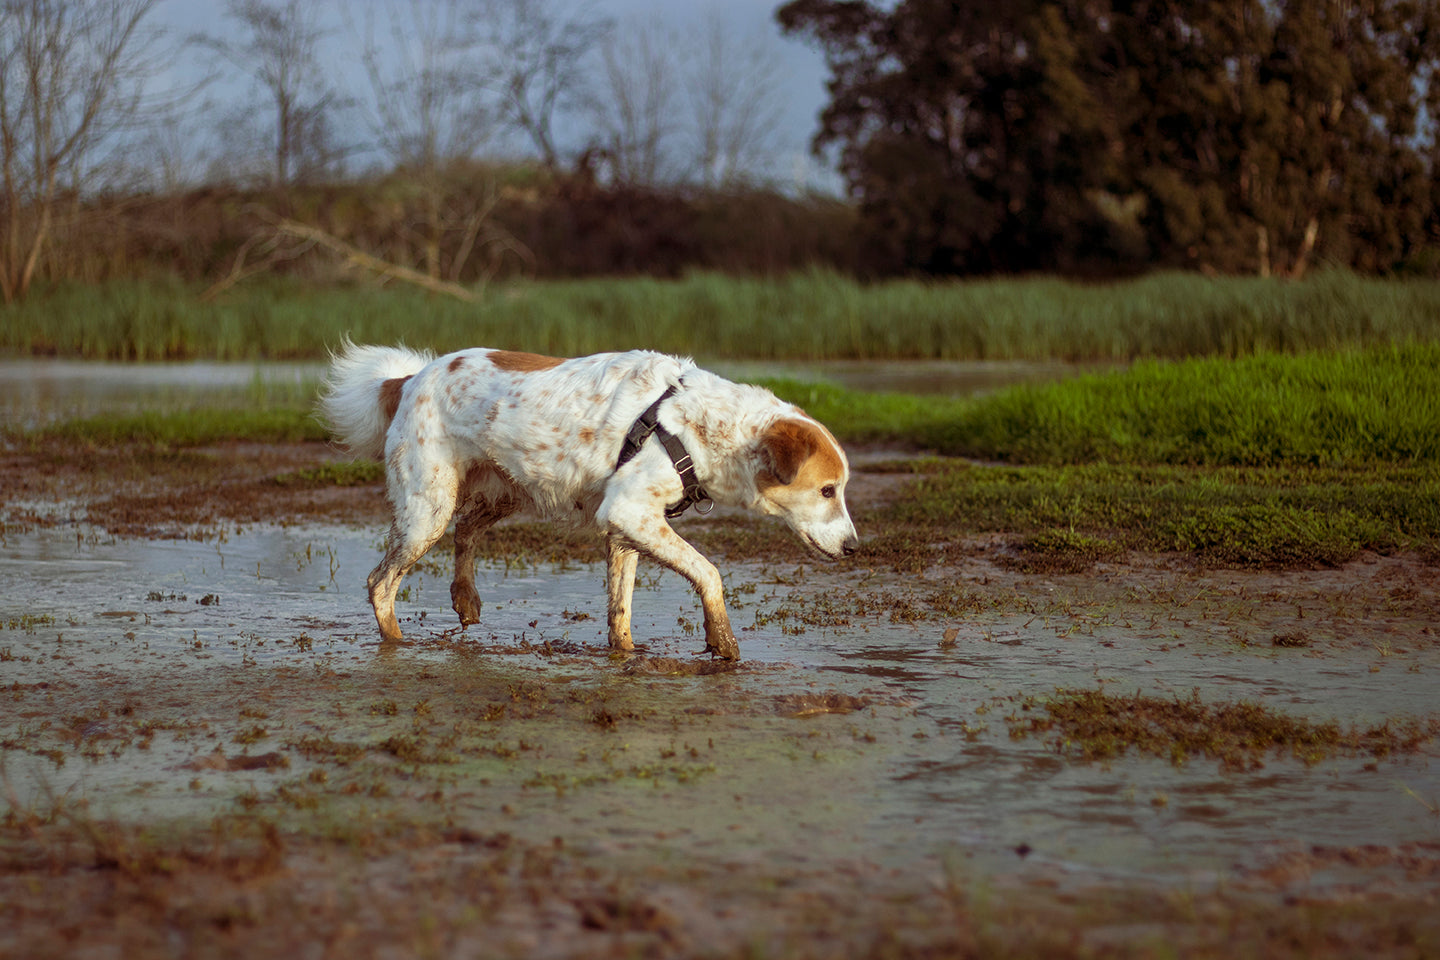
[757,418,819,488]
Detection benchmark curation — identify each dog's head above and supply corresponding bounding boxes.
[754,417,859,561]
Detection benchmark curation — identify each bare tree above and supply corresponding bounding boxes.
[685,8,785,189]
[348,0,524,283]
[484,0,610,170]
[198,0,338,186]
[0,0,167,302]
[354,0,490,174]
[587,19,679,186]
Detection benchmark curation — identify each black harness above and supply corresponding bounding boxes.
[615,385,714,519]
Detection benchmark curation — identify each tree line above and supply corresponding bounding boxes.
[779,0,1440,277]
[0,0,798,302]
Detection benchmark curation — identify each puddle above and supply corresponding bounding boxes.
[3,524,1437,899]
[0,360,324,428]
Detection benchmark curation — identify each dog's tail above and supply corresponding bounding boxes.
[319,338,434,459]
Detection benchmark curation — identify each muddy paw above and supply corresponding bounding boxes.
[703,631,740,661]
[450,583,483,626]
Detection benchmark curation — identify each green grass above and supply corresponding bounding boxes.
[768,342,1440,466]
[272,461,384,486]
[14,408,327,447]
[6,269,1440,362]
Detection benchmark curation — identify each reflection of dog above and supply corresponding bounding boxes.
[321,342,859,659]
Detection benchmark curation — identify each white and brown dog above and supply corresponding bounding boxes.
[320,342,858,659]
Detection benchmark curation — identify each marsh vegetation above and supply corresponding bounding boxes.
[6,270,1440,362]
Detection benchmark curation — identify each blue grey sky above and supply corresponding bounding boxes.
[152,0,838,191]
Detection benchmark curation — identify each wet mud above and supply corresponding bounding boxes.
[2,430,1439,955]
[2,500,1440,955]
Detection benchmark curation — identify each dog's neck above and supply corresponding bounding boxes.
[659,370,797,509]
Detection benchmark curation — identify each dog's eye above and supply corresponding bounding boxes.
[821,484,837,499]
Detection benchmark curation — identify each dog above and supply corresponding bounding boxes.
[320,342,859,659]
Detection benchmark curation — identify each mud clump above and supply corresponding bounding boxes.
[1271,631,1312,648]
[774,691,873,717]
[622,656,742,677]
[182,748,290,772]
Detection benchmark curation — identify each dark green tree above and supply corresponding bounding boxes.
[779,0,1440,276]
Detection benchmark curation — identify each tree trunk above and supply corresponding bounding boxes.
[1290,217,1319,280]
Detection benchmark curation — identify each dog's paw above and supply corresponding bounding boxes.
[703,631,740,661]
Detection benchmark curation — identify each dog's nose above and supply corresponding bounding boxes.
[841,536,859,557]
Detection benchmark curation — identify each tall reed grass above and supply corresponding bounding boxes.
[6,270,1440,362]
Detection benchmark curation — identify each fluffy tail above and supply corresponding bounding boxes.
[319,339,434,459]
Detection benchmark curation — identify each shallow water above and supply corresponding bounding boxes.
[3,524,1436,896]
[0,360,322,429]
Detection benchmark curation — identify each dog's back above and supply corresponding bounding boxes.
[321,343,694,518]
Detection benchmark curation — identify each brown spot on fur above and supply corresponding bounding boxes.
[757,418,844,489]
[448,356,466,372]
[379,376,412,424]
[489,350,565,372]
[578,428,595,443]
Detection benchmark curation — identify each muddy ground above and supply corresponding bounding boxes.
[2,439,1439,959]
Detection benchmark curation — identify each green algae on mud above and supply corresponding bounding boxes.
[880,460,1440,570]
[1006,687,1440,771]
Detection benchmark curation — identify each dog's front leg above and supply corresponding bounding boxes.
[605,517,739,660]
[605,540,639,651]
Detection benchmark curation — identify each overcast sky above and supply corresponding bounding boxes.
[151,0,839,191]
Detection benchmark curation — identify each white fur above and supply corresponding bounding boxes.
[319,339,433,459]
[320,343,859,659]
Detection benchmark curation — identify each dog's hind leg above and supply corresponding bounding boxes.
[605,539,640,651]
[368,460,459,643]
[451,494,520,628]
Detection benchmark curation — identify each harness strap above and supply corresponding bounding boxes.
[615,385,714,518]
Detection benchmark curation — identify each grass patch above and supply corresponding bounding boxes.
[1007,688,1440,770]
[884,462,1440,567]
[6,270,1440,362]
[272,461,384,487]
[767,342,1440,466]
[10,408,328,447]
